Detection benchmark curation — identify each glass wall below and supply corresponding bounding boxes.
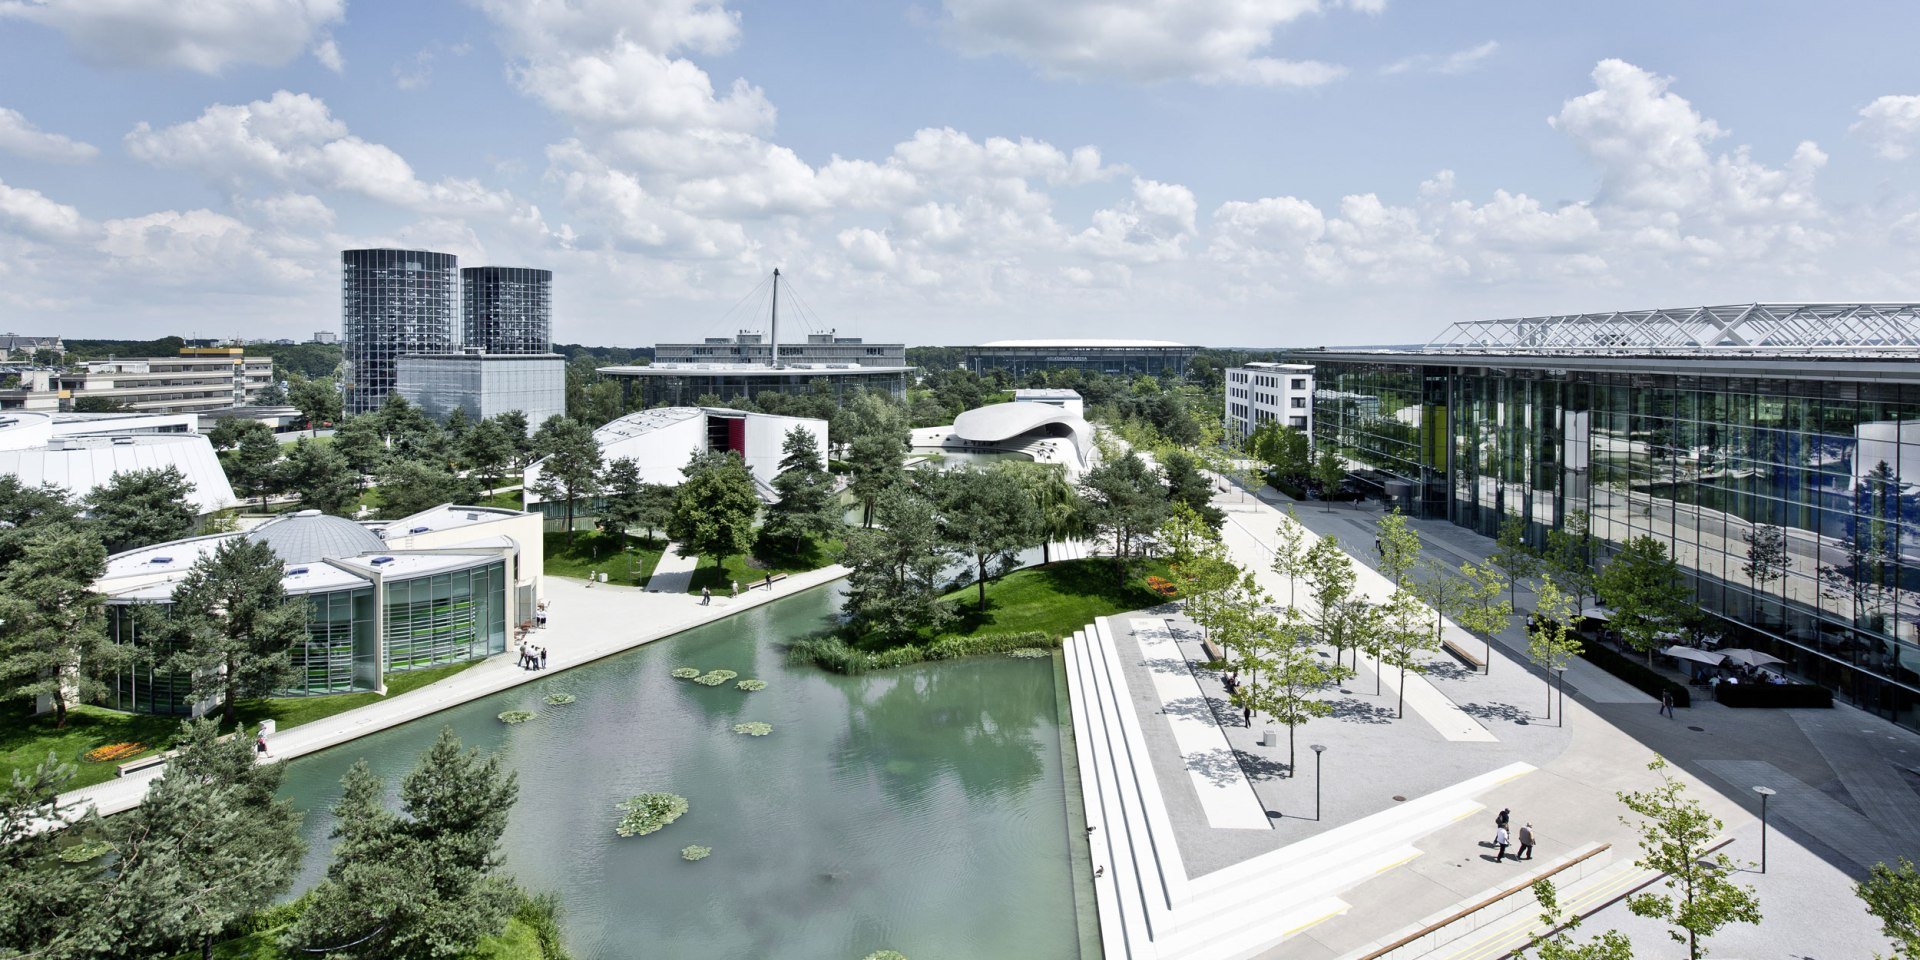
[290,587,377,696]
[105,603,196,716]
[383,560,508,672]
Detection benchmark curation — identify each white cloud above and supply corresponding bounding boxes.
[0,178,95,242]
[1382,40,1498,76]
[0,107,98,163]
[939,0,1350,87]
[0,0,345,73]
[1852,95,1920,161]
[125,91,515,215]
[515,43,775,133]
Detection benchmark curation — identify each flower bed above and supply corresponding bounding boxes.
[82,743,145,764]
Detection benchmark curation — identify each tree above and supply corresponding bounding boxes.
[1376,509,1421,587]
[1618,755,1761,959]
[596,457,647,538]
[1857,858,1920,960]
[842,393,909,526]
[282,437,360,515]
[285,729,520,960]
[378,460,480,520]
[1170,529,1240,646]
[762,427,839,556]
[1490,516,1540,610]
[1013,463,1086,565]
[938,466,1041,610]
[1522,878,1636,960]
[1527,577,1585,724]
[0,527,119,727]
[1300,534,1365,670]
[1412,559,1471,658]
[332,415,387,486]
[443,406,471,441]
[667,450,760,569]
[1079,450,1170,585]
[1455,561,1514,672]
[1740,524,1789,600]
[289,373,342,428]
[219,419,283,509]
[0,475,81,566]
[1377,588,1439,718]
[0,753,99,954]
[1159,449,1224,530]
[529,416,604,540]
[461,418,514,495]
[494,410,537,471]
[1544,509,1598,609]
[1597,536,1692,664]
[1214,571,1281,712]
[1311,445,1345,512]
[1249,421,1311,485]
[1271,506,1310,608]
[841,487,954,641]
[168,537,306,725]
[374,394,442,463]
[82,466,197,552]
[102,719,304,960]
[1265,611,1343,773]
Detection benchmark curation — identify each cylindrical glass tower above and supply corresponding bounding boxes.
[341,249,458,416]
[462,266,553,355]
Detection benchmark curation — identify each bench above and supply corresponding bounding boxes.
[1441,636,1487,670]
[761,573,790,589]
[1201,638,1226,663]
[115,731,242,778]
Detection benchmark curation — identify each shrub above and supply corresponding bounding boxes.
[694,669,739,686]
[498,710,537,724]
[789,631,1055,674]
[82,742,146,764]
[615,793,689,837]
[57,839,114,863]
[1007,648,1050,659]
[671,667,701,679]
[733,722,773,736]
[1579,644,1691,707]
[681,845,712,861]
[513,889,571,960]
[736,679,767,691]
[543,692,576,705]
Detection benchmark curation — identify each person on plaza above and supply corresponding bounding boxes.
[539,646,548,670]
[517,643,529,670]
[764,573,774,591]
[1659,688,1676,717]
[1517,823,1535,860]
[1223,673,1238,695]
[731,580,739,598]
[1494,824,1510,861]
[701,587,711,606]
[1495,807,1510,830]
[1242,705,1252,727]
[255,734,270,759]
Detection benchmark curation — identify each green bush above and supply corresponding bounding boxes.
[513,889,573,960]
[789,632,1054,674]
[615,793,689,837]
[498,710,537,724]
[1579,644,1691,707]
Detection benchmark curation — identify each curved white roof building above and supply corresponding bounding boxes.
[913,401,1095,476]
[0,415,235,513]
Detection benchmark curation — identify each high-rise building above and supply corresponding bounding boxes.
[341,249,458,416]
[1224,362,1315,440]
[462,266,552,354]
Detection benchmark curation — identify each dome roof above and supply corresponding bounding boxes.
[245,510,386,564]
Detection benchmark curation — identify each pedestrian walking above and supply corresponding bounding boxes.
[255,734,270,759]
[1659,688,1675,718]
[731,580,739,598]
[539,647,548,670]
[764,573,774,591]
[701,587,711,606]
[1517,823,1535,860]
[1495,807,1510,830]
[1494,825,1510,861]
[1242,705,1252,727]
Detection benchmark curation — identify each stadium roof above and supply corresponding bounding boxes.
[975,339,1189,348]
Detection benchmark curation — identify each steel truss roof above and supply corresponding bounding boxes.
[1425,303,1920,356]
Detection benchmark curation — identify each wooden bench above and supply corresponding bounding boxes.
[1201,638,1226,663]
[115,731,242,778]
[761,573,790,589]
[1441,636,1487,670]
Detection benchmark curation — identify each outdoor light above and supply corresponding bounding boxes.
[1753,785,1776,873]
[1310,744,1327,822]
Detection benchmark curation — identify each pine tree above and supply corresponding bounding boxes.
[0,753,97,954]
[938,465,1042,610]
[167,537,306,725]
[530,416,604,540]
[461,419,515,496]
[1078,451,1170,585]
[0,527,119,727]
[82,466,198,552]
[220,420,284,509]
[282,438,360,515]
[762,427,839,557]
[842,487,954,641]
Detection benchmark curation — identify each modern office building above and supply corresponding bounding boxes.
[1012,388,1085,418]
[655,331,902,367]
[598,362,909,408]
[1288,302,1920,729]
[94,504,542,715]
[55,349,273,414]
[342,248,459,416]
[1224,362,1315,441]
[0,410,234,514]
[311,331,338,345]
[909,400,1096,478]
[463,266,553,355]
[964,339,1197,378]
[395,351,565,428]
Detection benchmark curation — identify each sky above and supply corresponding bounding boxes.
[1,0,1918,349]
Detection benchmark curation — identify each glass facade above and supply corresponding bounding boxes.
[383,559,508,672]
[106,603,196,716]
[1305,355,1920,730]
[294,586,379,695]
[964,344,1196,378]
[343,249,459,416]
[395,354,566,426]
[614,368,908,407]
[462,266,552,355]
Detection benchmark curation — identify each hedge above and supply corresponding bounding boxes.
[1579,643,1692,708]
[1713,682,1833,709]
[788,631,1054,675]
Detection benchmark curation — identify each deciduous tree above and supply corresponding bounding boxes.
[1490,516,1540,610]
[1376,509,1421,587]
[1544,509,1598,609]
[1311,446,1345,512]
[1079,450,1170,585]
[667,450,760,570]
[1618,755,1761,960]
[938,465,1041,610]
[1522,878,1635,960]
[1597,536,1692,664]
[1270,506,1310,608]
[1857,857,1920,960]
[1527,577,1584,723]
[1377,588,1439,718]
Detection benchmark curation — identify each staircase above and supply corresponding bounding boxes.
[1064,617,1537,960]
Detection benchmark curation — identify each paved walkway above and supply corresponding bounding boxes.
[1129,616,1271,830]
[645,542,699,593]
[57,565,849,820]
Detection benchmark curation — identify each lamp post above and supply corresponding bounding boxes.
[1310,744,1327,822]
[1753,785,1775,873]
[1555,667,1566,728]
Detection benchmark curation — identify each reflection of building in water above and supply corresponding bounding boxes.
[1287,302,1920,731]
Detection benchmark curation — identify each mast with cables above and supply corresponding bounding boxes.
[770,267,780,369]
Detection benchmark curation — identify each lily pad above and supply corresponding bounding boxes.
[733,721,773,737]
[736,679,767,692]
[671,667,701,679]
[615,793,689,837]
[498,710,536,724]
[543,692,576,705]
[681,844,712,861]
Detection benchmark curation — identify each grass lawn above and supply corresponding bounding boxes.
[543,529,666,587]
[276,435,334,450]
[1,661,480,792]
[685,537,844,593]
[931,556,1172,644]
[479,487,524,511]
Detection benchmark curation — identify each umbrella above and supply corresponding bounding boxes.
[1580,606,1615,621]
[1718,648,1785,668]
[1664,645,1726,666]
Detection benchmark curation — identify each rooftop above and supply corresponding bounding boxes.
[1425,302,1920,356]
[598,363,911,375]
[377,504,529,537]
[247,510,389,564]
[975,339,1190,349]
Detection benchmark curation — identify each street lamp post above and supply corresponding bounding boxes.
[1555,667,1566,728]
[1753,785,1775,873]
[1310,744,1327,822]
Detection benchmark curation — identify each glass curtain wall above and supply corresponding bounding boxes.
[105,603,196,716]
[289,587,377,696]
[342,249,458,416]
[382,561,508,672]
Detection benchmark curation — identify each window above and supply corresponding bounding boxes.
[1291,397,1305,408]
[1292,378,1307,390]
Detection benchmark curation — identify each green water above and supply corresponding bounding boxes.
[276,583,1093,960]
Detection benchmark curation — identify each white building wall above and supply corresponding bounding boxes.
[1225,363,1315,442]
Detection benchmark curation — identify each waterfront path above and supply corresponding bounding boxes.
[57,564,849,819]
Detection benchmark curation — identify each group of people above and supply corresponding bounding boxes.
[1222,672,1254,727]
[518,643,548,671]
[1491,807,1535,861]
